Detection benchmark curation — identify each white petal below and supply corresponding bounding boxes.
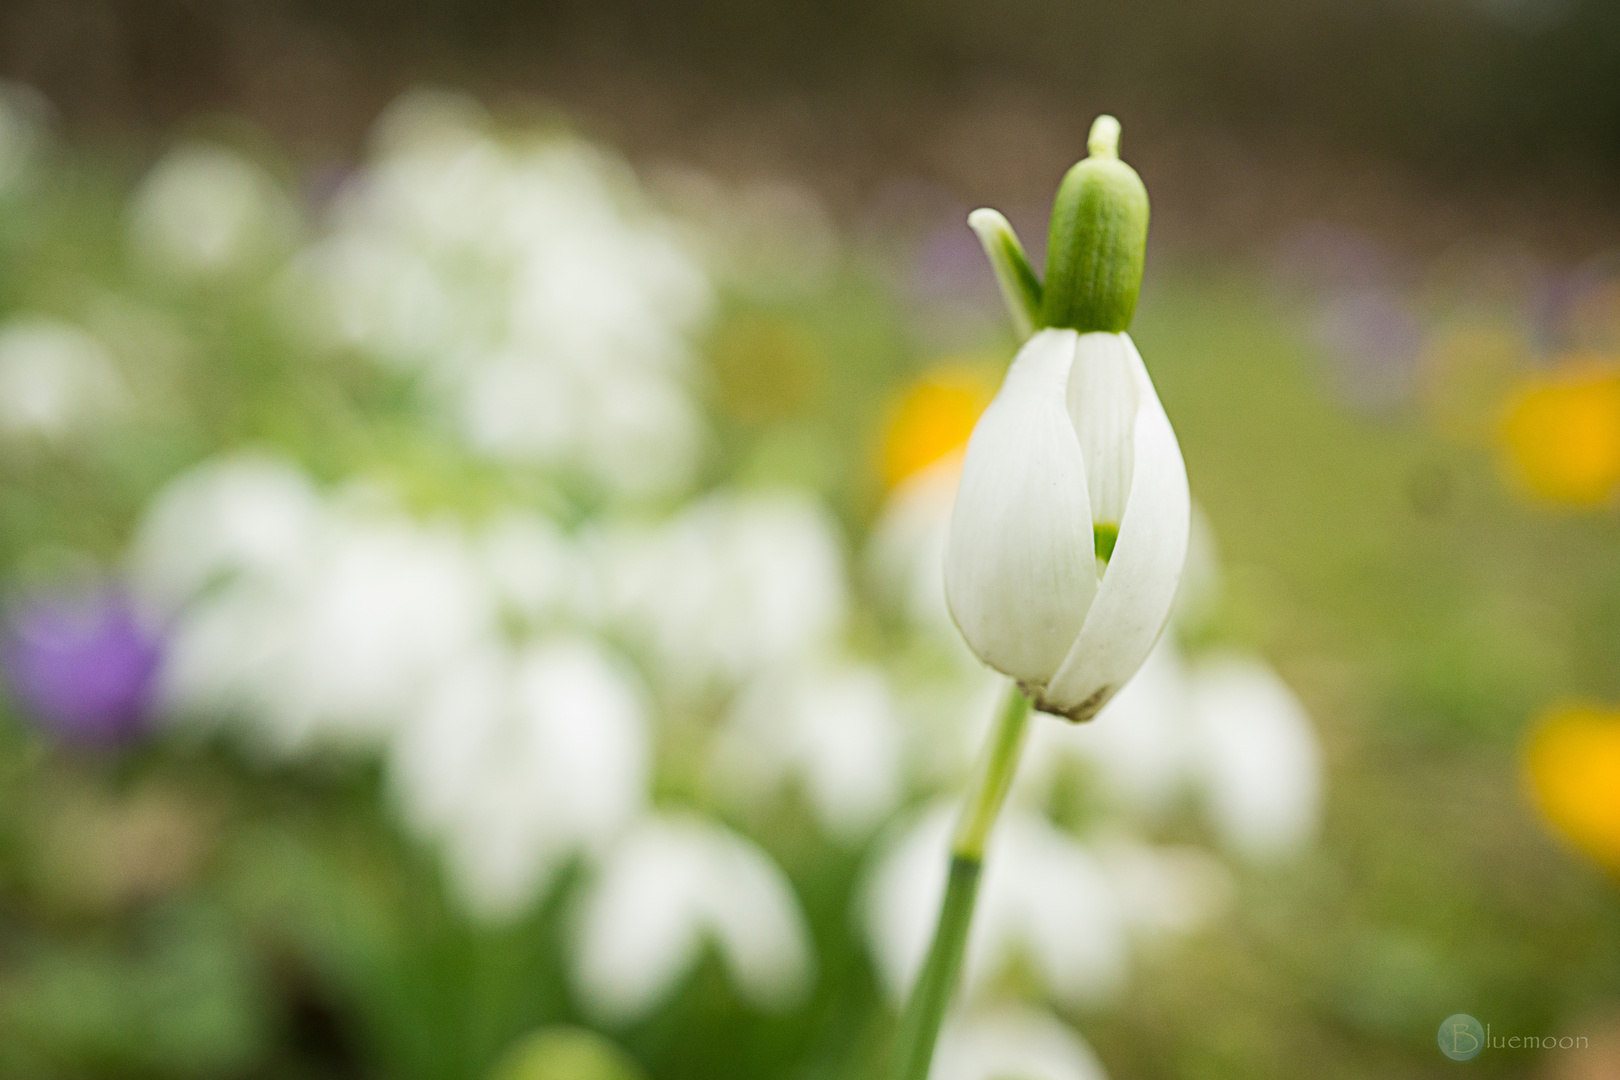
[697,824,816,1013]
[859,804,1128,1010]
[945,329,1097,685]
[983,814,1128,1010]
[1067,331,1138,525]
[714,663,903,842]
[1188,655,1322,861]
[1045,333,1189,719]
[857,804,957,1005]
[930,1009,1109,1080]
[573,816,813,1023]
[1016,637,1192,815]
[572,820,708,1022]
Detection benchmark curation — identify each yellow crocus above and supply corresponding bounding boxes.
[879,365,995,490]
[1524,704,1620,871]
[1499,360,1620,506]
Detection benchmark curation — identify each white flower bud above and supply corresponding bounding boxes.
[943,327,1189,721]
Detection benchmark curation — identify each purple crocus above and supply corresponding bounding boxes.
[0,585,164,743]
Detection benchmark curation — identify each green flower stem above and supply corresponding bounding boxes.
[951,684,1034,860]
[887,684,1033,1080]
[967,208,1043,340]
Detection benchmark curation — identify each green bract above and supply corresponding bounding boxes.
[969,115,1150,338]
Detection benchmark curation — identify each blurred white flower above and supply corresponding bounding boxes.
[1091,836,1233,941]
[478,512,592,625]
[0,81,51,196]
[865,457,964,646]
[0,318,126,441]
[1013,639,1193,819]
[1187,655,1323,861]
[462,349,704,498]
[129,144,297,280]
[284,234,457,368]
[134,458,497,754]
[862,804,1128,1011]
[391,636,651,921]
[714,662,904,842]
[128,453,325,609]
[286,93,714,500]
[572,814,814,1023]
[930,1008,1108,1080]
[604,491,848,690]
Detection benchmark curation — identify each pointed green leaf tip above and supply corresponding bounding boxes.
[968,208,1043,338]
[489,1028,646,1080]
[1041,114,1150,334]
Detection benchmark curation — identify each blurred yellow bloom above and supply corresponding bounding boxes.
[1524,705,1620,871]
[1499,361,1620,506]
[880,365,995,489]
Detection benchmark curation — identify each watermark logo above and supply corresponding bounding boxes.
[1439,1014,1485,1061]
[1437,1014,1589,1060]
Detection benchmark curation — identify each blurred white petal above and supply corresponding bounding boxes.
[931,1009,1109,1080]
[573,815,814,1022]
[865,457,970,651]
[1093,836,1233,941]
[0,318,126,441]
[1018,639,1193,817]
[862,804,1128,1011]
[129,144,296,280]
[478,512,588,624]
[1188,655,1323,861]
[715,662,904,841]
[392,637,652,921]
[607,492,848,689]
[129,453,324,612]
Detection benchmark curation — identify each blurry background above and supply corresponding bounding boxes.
[0,1,1617,1078]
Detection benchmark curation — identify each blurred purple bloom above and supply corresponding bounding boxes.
[0,586,163,743]
[1311,286,1424,413]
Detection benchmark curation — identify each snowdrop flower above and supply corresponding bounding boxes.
[133,459,497,754]
[604,491,847,690]
[0,318,126,441]
[478,512,593,626]
[930,1009,1108,1080]
[283,234,457,368]
[1091,837,1233,941]
[1187,655,1322,861]
[462,350,704,498]
[713,662,903,841]
[128,453,325,608]
[391,637,650,921]
[129,144,296,280]
[288,92,715,499]
[572,814,814,1023]
[867,457,970,647]
[945,119,1188,722]
[943,324,1188,722]
[1012,638,1193,817]
[863,804,1128,1010]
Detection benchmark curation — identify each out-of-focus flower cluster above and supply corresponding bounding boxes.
[1276,225,1620,508]
[0,82,1328,1080]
